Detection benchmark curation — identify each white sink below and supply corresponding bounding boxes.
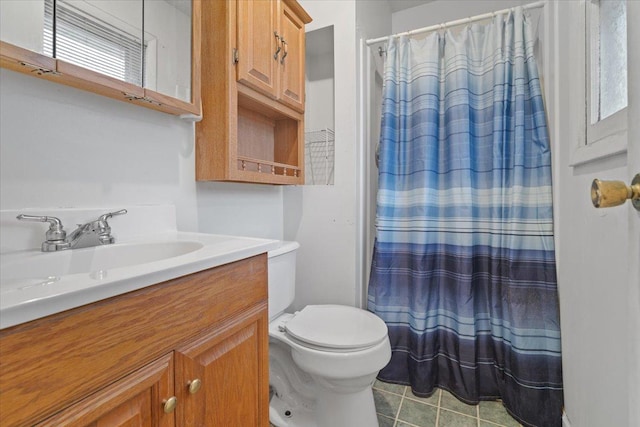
[0,232,279,329]
[1,241,204,287]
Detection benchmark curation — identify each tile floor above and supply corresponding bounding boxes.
[374,380,523,427]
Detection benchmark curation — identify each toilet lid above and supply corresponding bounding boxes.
[284,305,388,350]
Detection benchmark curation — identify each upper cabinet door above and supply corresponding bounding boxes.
[236,0,280,99]
[278,1,306,112]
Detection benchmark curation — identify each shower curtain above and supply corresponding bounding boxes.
[368,8,563,427]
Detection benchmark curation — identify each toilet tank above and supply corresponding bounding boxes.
[267,241,300,321]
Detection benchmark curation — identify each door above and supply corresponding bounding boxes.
[278,1,306,112]
[236,0,279,99]
[36,354,175,427]
[557,1,639,426]
[626,2,640,423]
[175,305,269,427]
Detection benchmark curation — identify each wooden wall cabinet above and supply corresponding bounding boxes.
[0,255,269,427]
[196,0,312,185]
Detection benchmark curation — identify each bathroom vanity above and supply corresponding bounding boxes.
[0,256,269,426]
[0,222,277,427]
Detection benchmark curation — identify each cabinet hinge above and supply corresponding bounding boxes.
[232,48,239,65]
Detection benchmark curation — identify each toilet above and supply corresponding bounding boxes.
[268,241,392,427]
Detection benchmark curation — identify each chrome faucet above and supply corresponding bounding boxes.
[17,209,127,252]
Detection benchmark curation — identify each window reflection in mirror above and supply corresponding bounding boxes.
[305,25,335,186]
[45,0,143,86]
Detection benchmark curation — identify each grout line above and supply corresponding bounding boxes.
[394,388,405,426]
[434,388,442,426]
[477,402,481,427]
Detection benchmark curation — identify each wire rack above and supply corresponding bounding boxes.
[305,128,335,185]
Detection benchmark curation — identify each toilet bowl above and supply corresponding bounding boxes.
[268,242,391,427]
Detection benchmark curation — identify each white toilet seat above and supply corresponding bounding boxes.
[284,305,388,351]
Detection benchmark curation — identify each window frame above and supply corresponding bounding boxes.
[571,0,628,166]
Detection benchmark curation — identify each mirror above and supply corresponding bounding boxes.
[144,0,192,102]
[0,0,192,104]
[0,0,50,55]
[304,25,335,185]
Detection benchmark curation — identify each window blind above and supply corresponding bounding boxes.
[43,0,144,86]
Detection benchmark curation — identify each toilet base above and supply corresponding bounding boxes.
[315,386,378,427]
[269,385,379,427]
[269,393,317,427]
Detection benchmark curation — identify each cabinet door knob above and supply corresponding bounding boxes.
[188,378,202,394]
[163,396,178,413]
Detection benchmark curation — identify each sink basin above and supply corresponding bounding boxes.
[1,241,203,289]
[0,232,279,330]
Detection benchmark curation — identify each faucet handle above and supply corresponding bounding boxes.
[16,214,67,241]
[97,209,127,222]
[17,215,69,251]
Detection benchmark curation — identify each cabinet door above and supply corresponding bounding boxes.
[278,1,306,112]
[175,304,269,427]
[237,0,279,99]
[36,354,175,427]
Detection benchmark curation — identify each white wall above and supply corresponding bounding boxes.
[356,0,392,306]
[284,0,359,310]
[0,69,284,241]
[391,0,533,33]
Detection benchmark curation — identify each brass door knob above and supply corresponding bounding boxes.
[163,396,178,413]
[591,174,640,211]
[188,378,202,394]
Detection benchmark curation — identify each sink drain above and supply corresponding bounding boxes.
[284,410,292,418]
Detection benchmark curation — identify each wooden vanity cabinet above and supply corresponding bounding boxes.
[196,0,311,185]
[0,255,269,427]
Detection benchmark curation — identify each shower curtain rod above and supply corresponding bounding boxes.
[365,0,545,46]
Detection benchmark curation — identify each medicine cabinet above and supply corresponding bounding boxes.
[0,0,200,118]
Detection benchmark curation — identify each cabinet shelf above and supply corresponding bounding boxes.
[237,156,301,177]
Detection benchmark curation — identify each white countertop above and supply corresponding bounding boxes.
[0,231,279,329]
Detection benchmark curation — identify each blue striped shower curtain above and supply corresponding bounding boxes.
[368,8,563,427]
